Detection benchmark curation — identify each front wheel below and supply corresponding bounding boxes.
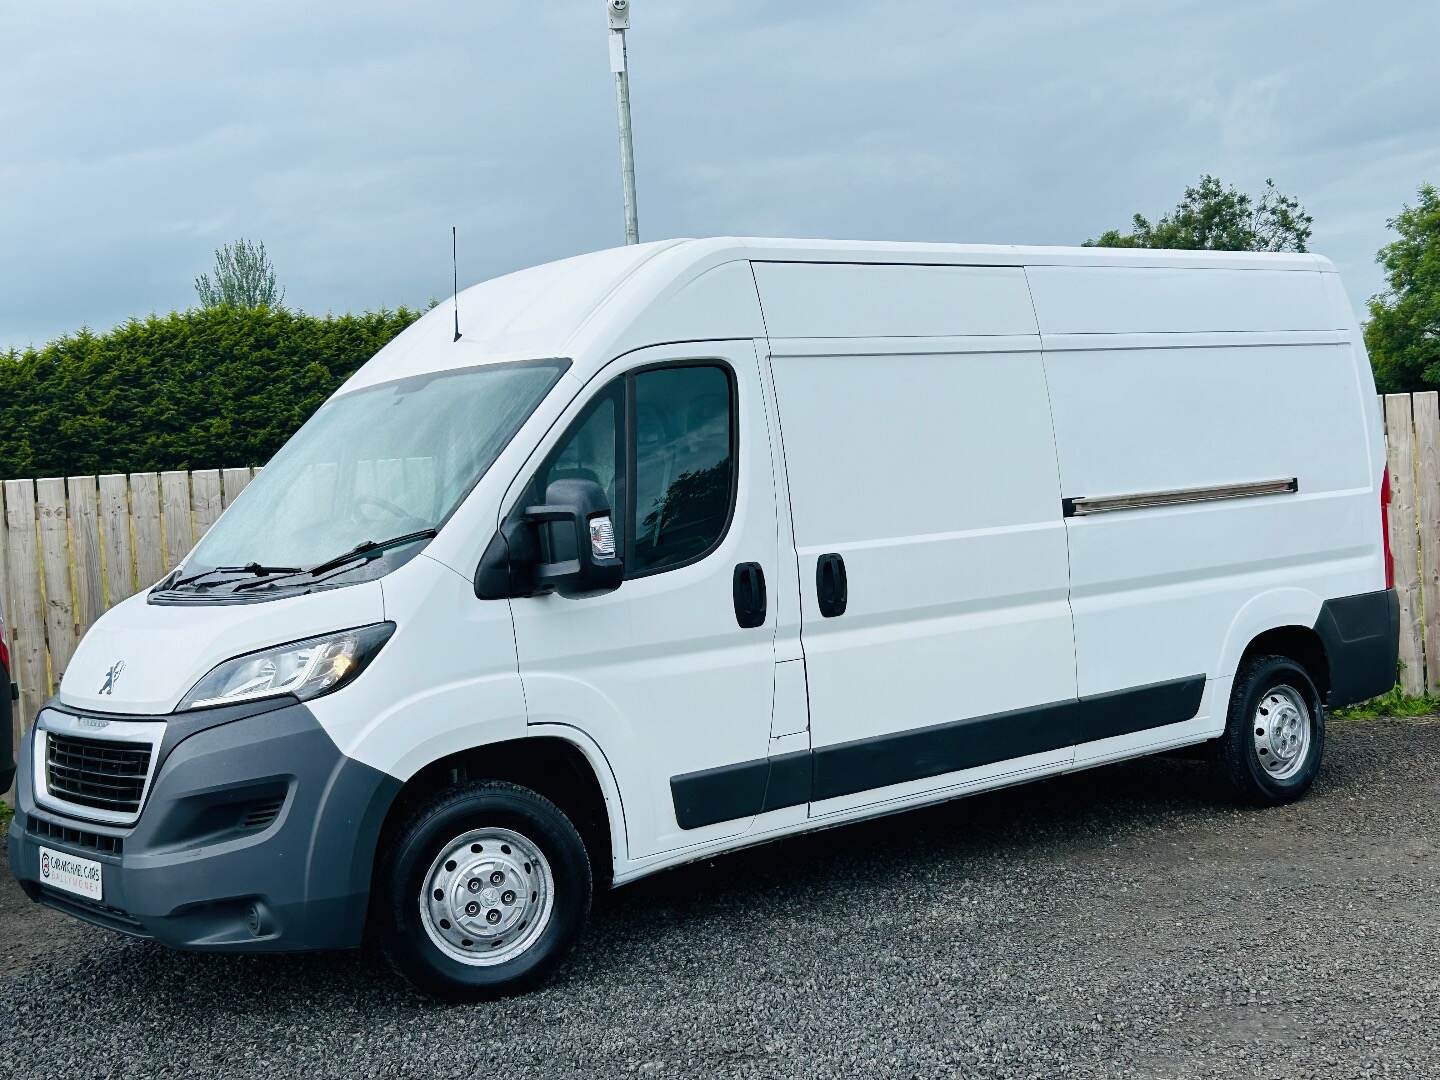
[375,781,592,1000]
[1215,655,1326,805]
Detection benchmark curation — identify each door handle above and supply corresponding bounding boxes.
[733,562,767,629]
[816,552,847,618]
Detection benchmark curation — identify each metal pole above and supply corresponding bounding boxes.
[607,1,639,244]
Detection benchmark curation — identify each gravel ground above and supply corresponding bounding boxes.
[2,717,1438,1080]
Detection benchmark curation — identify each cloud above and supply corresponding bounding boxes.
[2,0,1436,346]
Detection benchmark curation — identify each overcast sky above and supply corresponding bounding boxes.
[3,0,1437,349]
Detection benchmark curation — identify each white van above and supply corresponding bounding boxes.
[9,239,1398,998]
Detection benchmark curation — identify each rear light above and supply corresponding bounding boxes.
[1381,466,1395,590]
[0,615,9,673]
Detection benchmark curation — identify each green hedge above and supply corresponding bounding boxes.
[0,306,422,478]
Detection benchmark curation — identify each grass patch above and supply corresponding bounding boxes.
[0,801,11,834]
[1334,683,1440,720]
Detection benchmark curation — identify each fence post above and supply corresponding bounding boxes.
[160,470,192,573]
[1384,394,1425,695]
[1412,392,1440,695]
[68,475,105,634]
[4,480,48,752]
[98,473,135,606]
[36,478,78,686]
[221,466,253,509]
[130,473,164,588]
[192,469,222,538]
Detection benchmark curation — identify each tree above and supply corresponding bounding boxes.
[194,238,286,309]
[1367,184,1440,393]
[1085,175,1313,253]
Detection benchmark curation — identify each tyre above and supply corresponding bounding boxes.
[1215,654,1325,805]
[375,781,592,1000]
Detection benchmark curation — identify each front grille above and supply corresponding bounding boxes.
[46,732,152,815]
[27,815,124,855]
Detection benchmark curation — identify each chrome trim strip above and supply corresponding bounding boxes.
[33,710,166,827]
[1062,477,1298,517]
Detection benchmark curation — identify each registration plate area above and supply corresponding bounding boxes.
[38,845,103,901]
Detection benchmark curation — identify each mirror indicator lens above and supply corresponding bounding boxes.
[590,515,617,560]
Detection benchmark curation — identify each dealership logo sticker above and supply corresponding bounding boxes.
[99,660,125,696]
[37,846,103,900]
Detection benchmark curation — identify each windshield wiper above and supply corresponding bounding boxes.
[307,529,438,576]
[166,562,303,590]
[230,529,438,592]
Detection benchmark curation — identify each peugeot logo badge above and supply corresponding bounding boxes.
[99,660,125,696]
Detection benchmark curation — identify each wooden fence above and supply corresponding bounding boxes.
[2,392,1440,802]
[1383,392,1439,698]
[1,468,258,803]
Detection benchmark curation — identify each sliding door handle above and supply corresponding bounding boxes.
[816,552,847,618]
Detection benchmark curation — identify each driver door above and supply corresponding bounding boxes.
[508,342,780,859]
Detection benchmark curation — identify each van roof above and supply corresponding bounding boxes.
[696,237,1332,270]
[339,238,1338,394]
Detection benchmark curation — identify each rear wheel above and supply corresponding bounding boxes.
[1215,655,1325,805]
[376,781,592,1000]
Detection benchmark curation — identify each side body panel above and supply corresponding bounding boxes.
[613,254,1384,886]
[1030,265,1383,765]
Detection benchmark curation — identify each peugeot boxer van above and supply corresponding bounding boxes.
[9,239,1398,999]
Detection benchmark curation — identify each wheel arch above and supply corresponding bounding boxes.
[1239,625,1330,697]
[1216,588,1329,691]
[372,729,627,894]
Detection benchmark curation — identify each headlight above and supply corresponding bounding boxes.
[178,623,395,711]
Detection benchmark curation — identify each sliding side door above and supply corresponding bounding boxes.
[755,262,1079,817]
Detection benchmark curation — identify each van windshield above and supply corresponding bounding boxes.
[178,359,568,587]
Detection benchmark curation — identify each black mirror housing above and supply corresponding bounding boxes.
[474,479,624,600]
[525,478,624,598]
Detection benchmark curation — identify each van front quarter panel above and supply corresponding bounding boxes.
[308,553,529,781]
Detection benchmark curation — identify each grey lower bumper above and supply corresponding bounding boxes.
[1315,588,1400,707]
[8,700,399,952]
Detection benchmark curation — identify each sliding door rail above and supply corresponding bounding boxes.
[1062,477,1298,518]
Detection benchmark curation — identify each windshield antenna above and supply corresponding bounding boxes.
[451,225,462,342]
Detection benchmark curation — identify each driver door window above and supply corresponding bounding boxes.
[528,380,626,555]
[524,363,736,578]
[630,365,734,574]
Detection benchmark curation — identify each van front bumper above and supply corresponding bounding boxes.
[7,699,399,952]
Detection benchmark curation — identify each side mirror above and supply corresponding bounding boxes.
[524,478,624,598]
